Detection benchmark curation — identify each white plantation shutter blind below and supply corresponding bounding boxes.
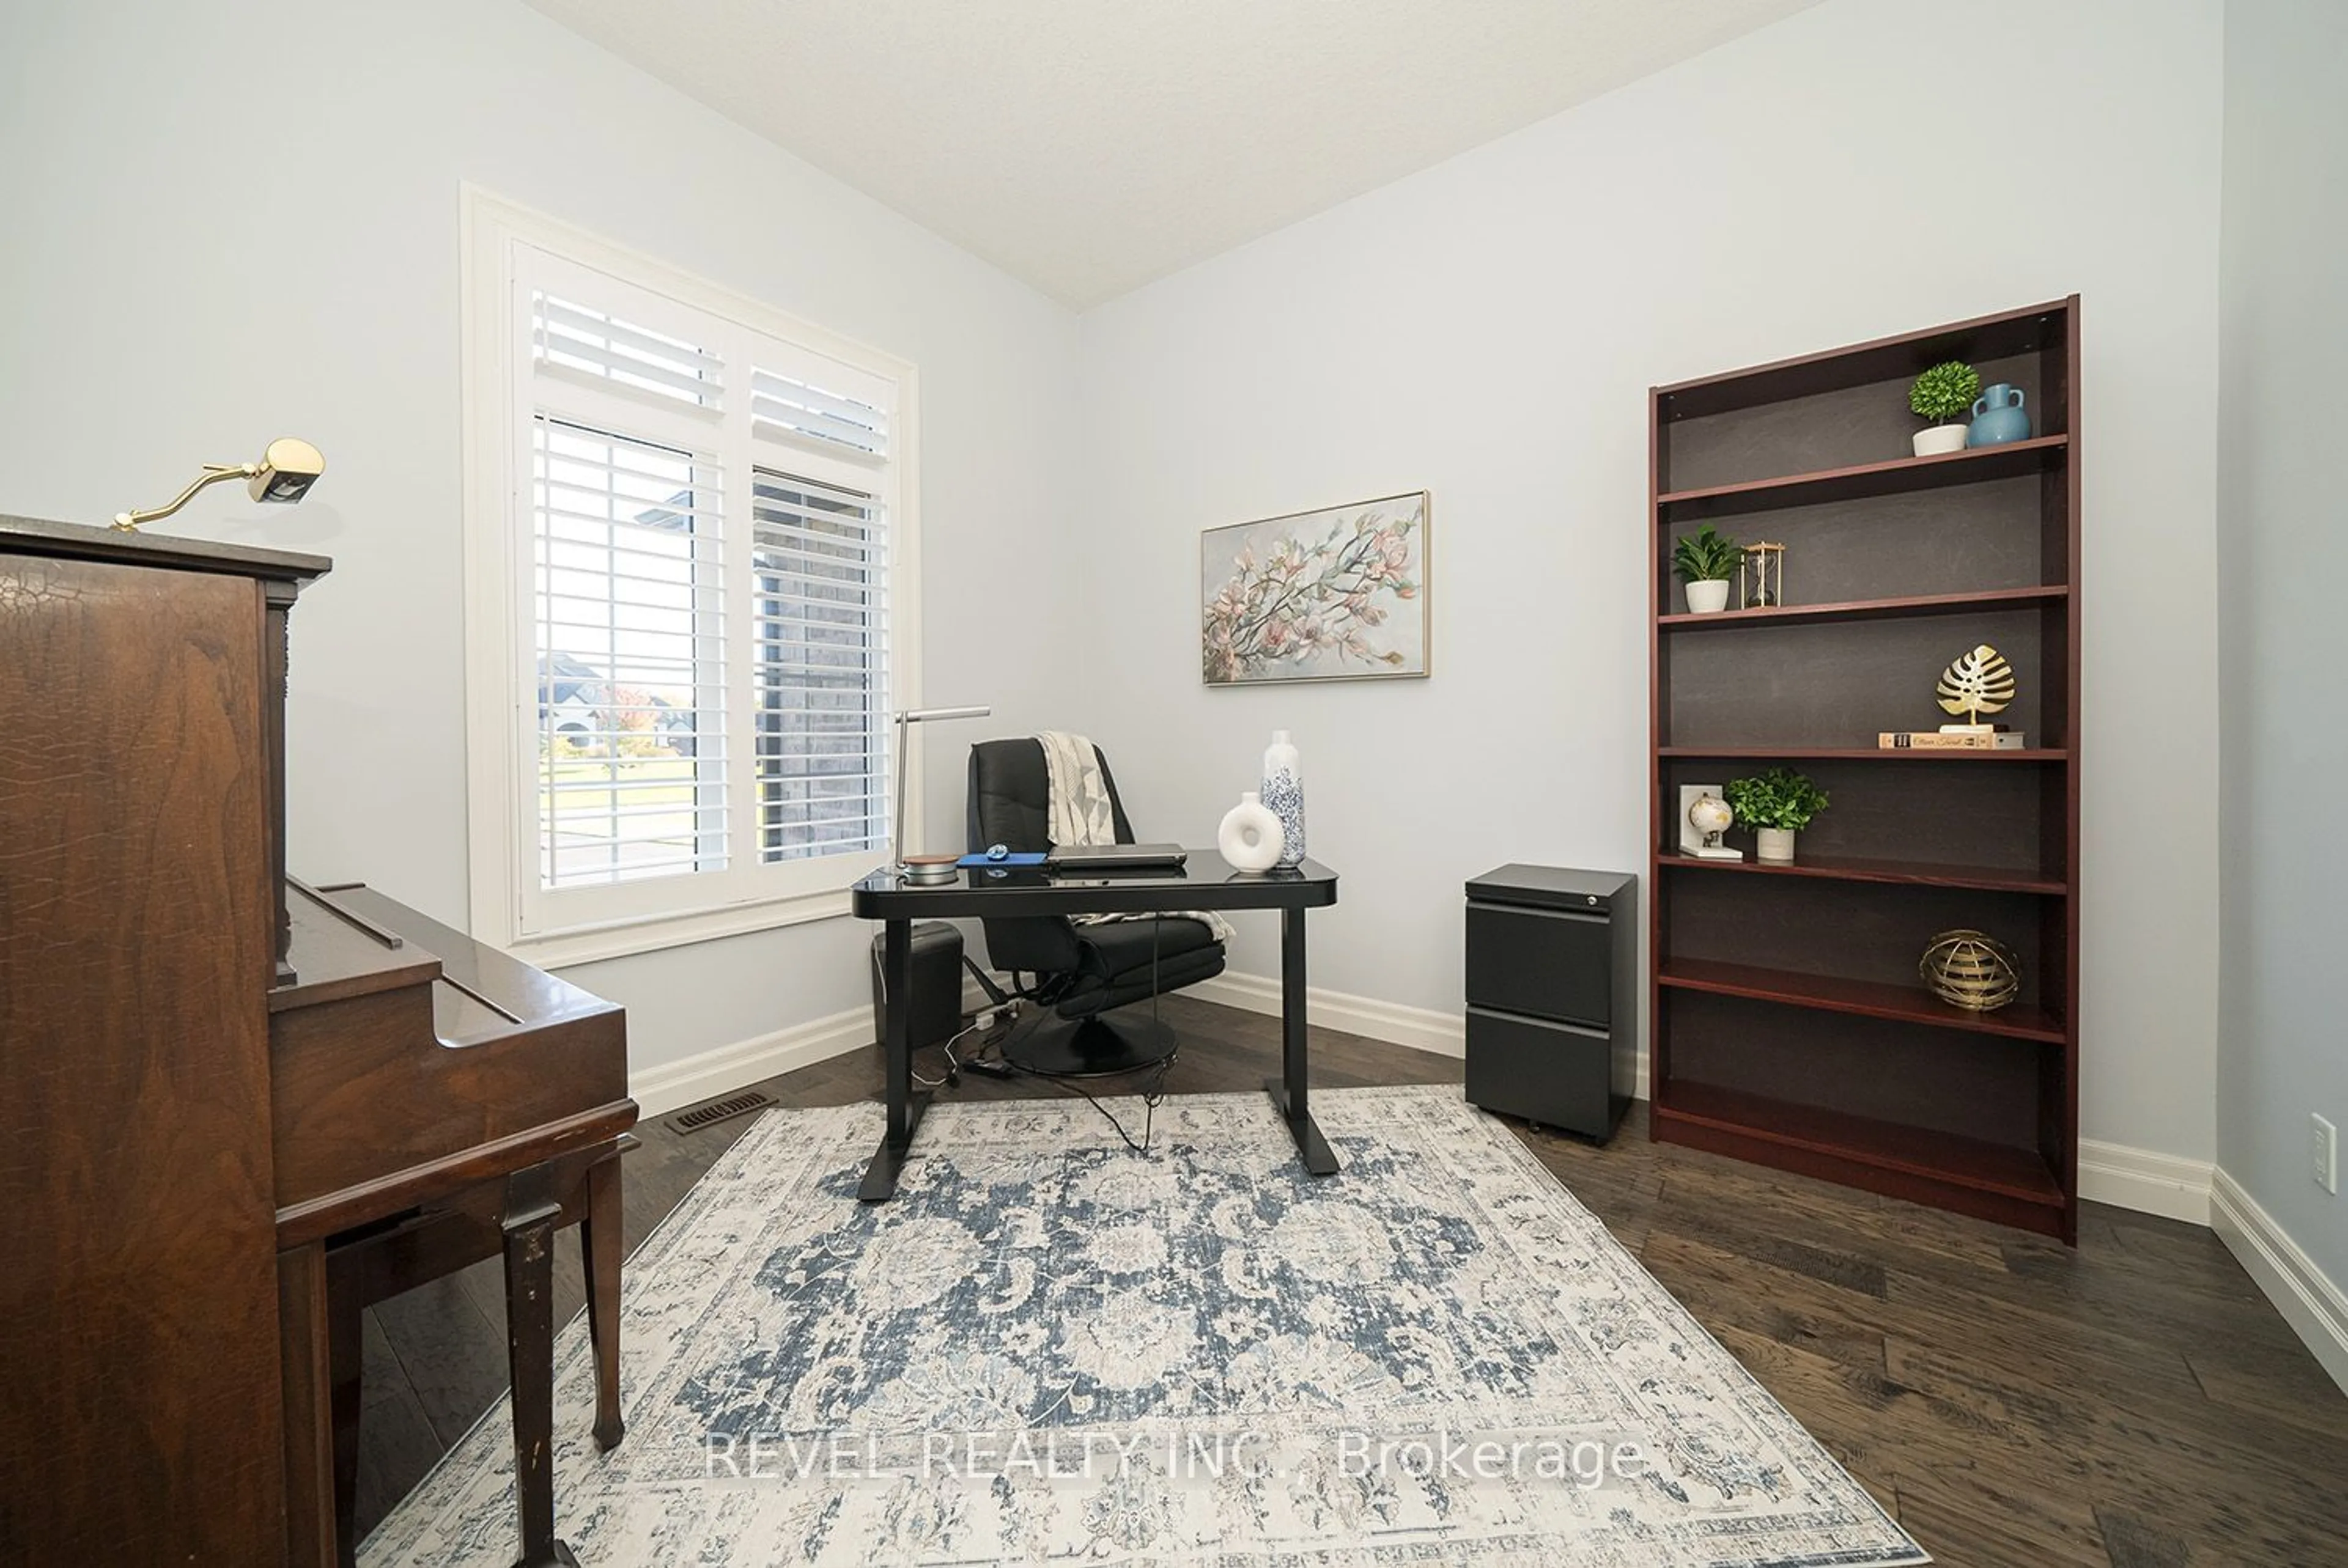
[751,471,890,861]
[750,366,888,459]
[532,418,728,889]
[534,294,725,412]
[500,237,906,941]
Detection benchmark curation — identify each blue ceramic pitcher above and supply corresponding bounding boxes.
[1966,383,2031,447]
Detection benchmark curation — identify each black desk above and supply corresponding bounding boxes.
[847,856,1340,1201]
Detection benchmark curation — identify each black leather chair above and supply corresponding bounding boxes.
[967,737,1225,1074]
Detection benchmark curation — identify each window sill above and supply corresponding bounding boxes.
[507,885,855,971]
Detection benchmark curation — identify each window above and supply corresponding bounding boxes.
[463,192,918,962]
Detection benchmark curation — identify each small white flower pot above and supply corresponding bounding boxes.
[1755,827,1797,863]
[1684,580,1732,614]
[1912,424,1968,457]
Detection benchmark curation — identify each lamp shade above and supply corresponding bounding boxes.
[249,438,325,503]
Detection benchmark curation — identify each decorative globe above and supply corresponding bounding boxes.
[1919,930,2021,1012]
[1688,793,1733,838]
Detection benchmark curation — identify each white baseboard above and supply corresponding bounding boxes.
[628,970,1483,1126]
[1185,969,1656,1090]
[2210,1168,2348,1396]
[2078,1139,2213,1225]
[630,1004,871,1119]
[1186,970,1465,1058]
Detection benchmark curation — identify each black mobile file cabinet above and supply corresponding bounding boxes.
[1463,864,1638,1143]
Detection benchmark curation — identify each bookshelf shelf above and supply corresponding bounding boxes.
[1658,850,2066,896]
[1648,297,2082,1243]
[1658,746,2066,762]
[1651,1082,2066,1218]
[1658,584,2069,630]
[1658,434,2069,520]
[1656,957,2067,1043]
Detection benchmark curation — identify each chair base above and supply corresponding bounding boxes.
[1004,1008,1178,1078]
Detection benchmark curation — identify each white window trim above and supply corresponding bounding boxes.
[460,186,922,966]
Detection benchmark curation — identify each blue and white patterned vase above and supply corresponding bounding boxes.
[1261,729,1306,868]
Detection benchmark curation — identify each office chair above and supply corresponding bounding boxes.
[966,737,1226,1075]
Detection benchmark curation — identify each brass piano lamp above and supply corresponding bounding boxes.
[113,436,325,532]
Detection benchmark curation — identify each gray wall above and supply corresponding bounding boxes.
[2215,1,2348,1284]
[1076,0,2227,1165]
[0,0,1082,1074]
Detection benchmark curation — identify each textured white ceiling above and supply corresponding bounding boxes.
[524,0,1820,309]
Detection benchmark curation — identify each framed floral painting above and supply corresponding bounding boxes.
[1200,491,1430,686]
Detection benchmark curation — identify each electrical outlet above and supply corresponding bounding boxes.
[2314,1114,2339,1196]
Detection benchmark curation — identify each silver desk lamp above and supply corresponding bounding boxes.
[892,705,991,882]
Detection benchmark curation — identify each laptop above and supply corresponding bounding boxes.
[1045,841,1188,872]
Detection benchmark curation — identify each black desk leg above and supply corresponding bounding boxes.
[858,916,933,1202]
[1265,904,1341,1177]
[502,1169,581,1568]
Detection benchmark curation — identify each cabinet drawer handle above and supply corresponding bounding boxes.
[1467,1006,1610,1042]
[1467,900,1606,925]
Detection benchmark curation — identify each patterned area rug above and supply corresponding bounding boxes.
[364,1087,1925,1566]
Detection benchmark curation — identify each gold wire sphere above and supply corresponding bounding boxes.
[1919,929,2021,1012]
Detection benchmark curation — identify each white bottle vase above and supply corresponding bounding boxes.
[1261,730,1305,868]
[1217,792,1284,872]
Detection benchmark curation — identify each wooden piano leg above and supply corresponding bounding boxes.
[580,1151,626,1451]
[278,1243,338,1568]
[329,1265,365,1568]
[502,1167,580,1568]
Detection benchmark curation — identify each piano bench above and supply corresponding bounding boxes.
[281,1135,635,1568]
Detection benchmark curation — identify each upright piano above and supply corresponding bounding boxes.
[0,515,638,1566]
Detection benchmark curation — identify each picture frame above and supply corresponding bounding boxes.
[1200,490,1431,686]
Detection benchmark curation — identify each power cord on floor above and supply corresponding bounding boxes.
[873,918,1183,1152]
[873,940,1017,1091]
[910,1014,995,1090]
[999,1037,1176,1155]
[1007,907,1179,1154]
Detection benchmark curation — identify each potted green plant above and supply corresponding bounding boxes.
[1672,524,1741,614]
[1722,767,1829,863]
[1909,361,1980,457]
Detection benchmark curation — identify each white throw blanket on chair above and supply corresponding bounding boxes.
[1035,730,1233,943]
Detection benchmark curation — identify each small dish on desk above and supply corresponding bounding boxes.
[901,854,961,886]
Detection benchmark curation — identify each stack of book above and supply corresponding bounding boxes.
[1877,731,2027,751]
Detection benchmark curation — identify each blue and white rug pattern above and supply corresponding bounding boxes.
[364,1086,1925,1566]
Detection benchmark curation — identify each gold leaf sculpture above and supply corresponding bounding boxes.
[1920,929,2022,1012]
[1935,642,2015,732]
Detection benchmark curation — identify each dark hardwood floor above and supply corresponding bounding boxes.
[357,996,2348,1563]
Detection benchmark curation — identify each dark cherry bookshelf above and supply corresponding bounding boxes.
[1647,297,2082,1243]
